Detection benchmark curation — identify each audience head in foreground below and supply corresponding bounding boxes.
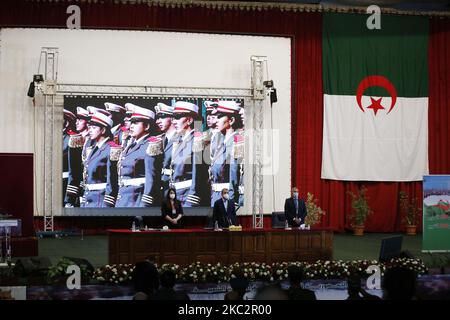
[382,267,418,300]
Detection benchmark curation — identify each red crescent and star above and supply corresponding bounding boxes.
[355,75,398,116]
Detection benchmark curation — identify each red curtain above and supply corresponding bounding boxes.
[1,1,449,232]
[0,154,34,237]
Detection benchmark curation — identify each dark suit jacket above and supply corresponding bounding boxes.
[213,198,237,228]
[284,197,307,226]
[161,200,184,228]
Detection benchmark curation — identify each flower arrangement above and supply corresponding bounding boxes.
[304,192,326,226]
[93,259,427,284]
[92,264,134,284]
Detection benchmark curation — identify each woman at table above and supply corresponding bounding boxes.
[161,187,184,228]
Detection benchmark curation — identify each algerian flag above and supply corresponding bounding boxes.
[321,13,429,181]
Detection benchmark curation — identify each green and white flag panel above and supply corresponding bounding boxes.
[321,13,429,181]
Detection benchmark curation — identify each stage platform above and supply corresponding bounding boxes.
[108,228,333,265]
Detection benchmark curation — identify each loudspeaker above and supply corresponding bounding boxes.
[63,257,94,274]
[27,82,35,98]
[13,257,52,276]
[270,88,277,104]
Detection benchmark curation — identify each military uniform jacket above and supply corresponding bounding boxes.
[170,130,205,207]
[81,138,120,208]
[65,131,88,206]
[161,132,175,188]
[62,131,71,204]
[209,131,239,206]
[116,134,150,207]
[234,131,245,207]
[141,134,165,207]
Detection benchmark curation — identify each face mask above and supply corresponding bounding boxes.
[293,192,299,198]
[223,193,229,200]
[169,193,175,200]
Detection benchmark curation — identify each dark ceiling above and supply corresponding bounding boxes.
[253,0,450,11]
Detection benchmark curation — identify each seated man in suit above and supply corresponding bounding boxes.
[284,187,307,227]
[213,188,237,228]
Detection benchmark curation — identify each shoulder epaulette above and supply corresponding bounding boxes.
[146,135,164,156]
[109,142,123,161]
[193,131,205,153]
[68,134,85,148]
[234,134,244,159]
[202,131,212,148]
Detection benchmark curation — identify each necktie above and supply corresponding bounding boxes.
[89,145,99,159]
[294,198,298,215]
[127,140,136,154]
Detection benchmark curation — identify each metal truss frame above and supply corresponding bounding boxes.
[57,84,252,99]
[35,47,59,232]
[36,47,267,229]
[250,56,267,229]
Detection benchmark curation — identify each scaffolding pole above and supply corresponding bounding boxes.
[250,56,267,229]
[36,47,59,232]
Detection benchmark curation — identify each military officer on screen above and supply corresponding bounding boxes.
[116,105,156,207]
[209,101,242,207]
[65,107,90,207]
[81,112,121,208]
[204,100,223,160]
[235,106,245,207]
[63,109,77,205]
[105,102,127,146]
[121,104,134,148]
[84,106,112,163]
[170,101,205,207]
[142,102,177,207]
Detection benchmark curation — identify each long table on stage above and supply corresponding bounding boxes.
[108,228,333,265]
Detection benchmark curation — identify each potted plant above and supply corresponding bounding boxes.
[347,185,373,236]
[47,257,93,285]
[399,191,422,235]
[304,192,326,227]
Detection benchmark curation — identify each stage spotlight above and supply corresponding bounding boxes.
[263,80,274,88]
[33,74,44,82]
